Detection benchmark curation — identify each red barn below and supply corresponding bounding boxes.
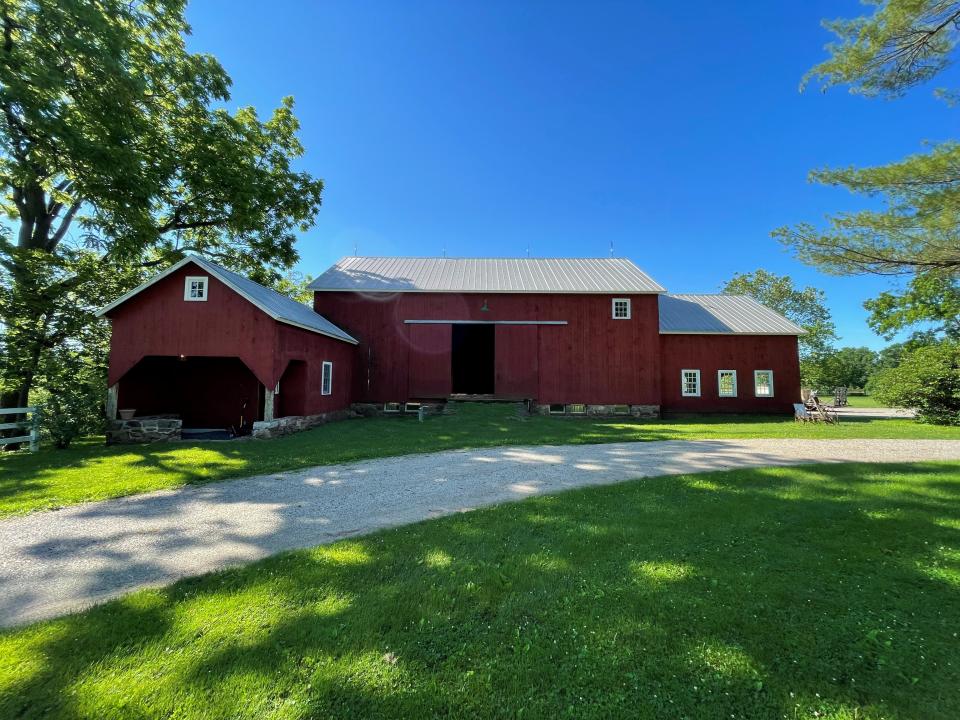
[99,255,803,440]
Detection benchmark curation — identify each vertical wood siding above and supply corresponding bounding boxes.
[313,292,662,404]
[659,334,800,413]
[494,325,538,398]
[106,262,356,419]
[408,324,452,398]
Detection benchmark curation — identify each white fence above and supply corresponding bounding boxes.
[0,406,40,452]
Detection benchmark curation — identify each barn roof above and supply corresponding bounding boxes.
[658,294,806,335]
[97,256,358,344]
[308,257,666,294]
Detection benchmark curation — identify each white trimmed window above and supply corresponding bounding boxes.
[754,370,774,397]
[321,361,333,396]
[681,369,701,397]
[612,298,631,319]
[718,370,737,397]
[184,276,208,301]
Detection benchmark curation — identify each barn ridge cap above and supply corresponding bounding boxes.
[308,256,667,294]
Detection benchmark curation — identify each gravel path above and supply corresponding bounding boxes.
[2,438,959,627]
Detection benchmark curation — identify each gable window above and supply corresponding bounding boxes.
[612,298,631,319]
[321,361,333,396]
[681,369,701,397]
[718,370,737,397]
[184,276,208,301]
[754,370,774,397]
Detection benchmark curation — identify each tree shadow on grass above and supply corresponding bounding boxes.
[3,461,960,718]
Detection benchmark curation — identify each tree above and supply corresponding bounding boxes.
[0,0,324,415]
[774,1,960,339]
[869,341,960,425]
[720,269,838,357]
[876,331,940,370]
[814,346,878,391]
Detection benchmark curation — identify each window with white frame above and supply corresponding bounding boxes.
[754,370,774,397]
[321,361,333,395]
[184,276,208,301]
[612,298,631,319]
[717,370,737,397]
[681,369,701,397]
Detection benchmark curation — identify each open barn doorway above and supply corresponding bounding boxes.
[451,324,495,395]
[116,356,262,436]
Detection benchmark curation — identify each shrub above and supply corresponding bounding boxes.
[868,342,960,425]
[33,349,107,449]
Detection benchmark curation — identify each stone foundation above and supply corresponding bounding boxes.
[252,409,353,439]
[534,404,660,419]
[107,415,182,444]
[350,402,446,417]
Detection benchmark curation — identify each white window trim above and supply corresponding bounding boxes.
[612,298,631,320]
[754,369,774,398]
[184,276,208,301]
[681,368,701,397]
[321,361,333,396]
[717,369,738,398]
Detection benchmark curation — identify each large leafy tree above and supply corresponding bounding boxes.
[774,1,960,339]
[0,0,324,411]
[814,346,879,391]
[720,269,838,357]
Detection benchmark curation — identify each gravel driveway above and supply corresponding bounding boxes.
[2,438,959,627]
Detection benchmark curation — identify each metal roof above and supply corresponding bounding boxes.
[308,257,666,294]
[659,294,806,335]
[97,256,358,344]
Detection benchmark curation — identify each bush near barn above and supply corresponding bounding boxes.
[869,342,960,426]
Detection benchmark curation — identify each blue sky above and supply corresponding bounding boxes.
[185,1,951,349]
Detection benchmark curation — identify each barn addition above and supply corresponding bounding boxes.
[98,255,804,441]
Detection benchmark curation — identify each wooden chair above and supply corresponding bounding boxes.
[809,395,839,423]
[832,387,848,407]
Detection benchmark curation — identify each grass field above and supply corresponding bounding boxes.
[821,395,887,408]
[2,461,958,719]
[1,403,956,518]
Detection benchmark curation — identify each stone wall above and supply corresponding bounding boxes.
[252,409,353,439]
[350,402,446,418]
[107,415,182,444]
[534,404,660,419]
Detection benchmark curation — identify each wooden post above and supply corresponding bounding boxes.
[263,387,275,421]
[29,407,40,452]
[106,383,118,420]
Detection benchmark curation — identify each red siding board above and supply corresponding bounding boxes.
[495,325,538,398]
[408,324,452,398]
[106,261,355,420]
[659,334,800,413]
[313,292,662,404]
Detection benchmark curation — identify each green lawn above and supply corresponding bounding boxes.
[821,394,888,408]
[2,403,958,518]
[2,461,958,719]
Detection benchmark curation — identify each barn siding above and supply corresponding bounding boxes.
[494,324,538,398]
[659,334,800,413]
[107,265,279,388]
[313,292,661,404]
[106,262,356,420]
[408,324,453,398]
[275,323,355,415]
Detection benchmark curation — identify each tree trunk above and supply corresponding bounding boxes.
[0,188,59,446]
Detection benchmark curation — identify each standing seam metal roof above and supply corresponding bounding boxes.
[97,256,357,344]
[307,257,666,293]
[658,294,806,335]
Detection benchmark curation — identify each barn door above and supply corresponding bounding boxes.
[407,324,452,398]
[494,325,539,398]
